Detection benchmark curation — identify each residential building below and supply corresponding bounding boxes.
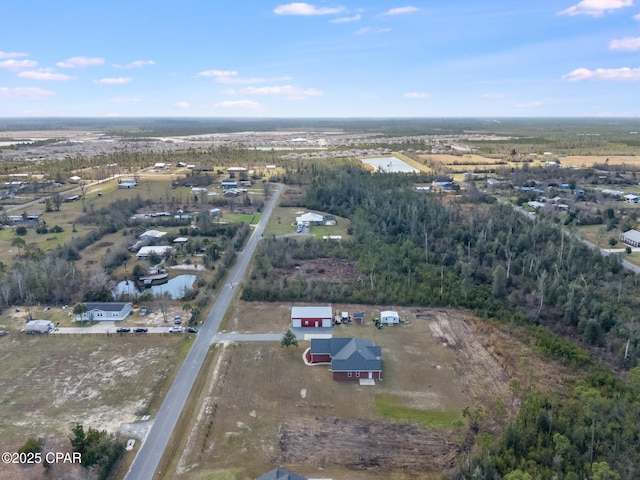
[309,337,382,381]
[78,302,132,322]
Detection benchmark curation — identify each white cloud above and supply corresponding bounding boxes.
[513,101,542,108]
[18,70,73,81]
[175,102,191,109]
[274,3,345,15]
[355,27,391,35]
[610,37,640,50]
[113,60,155,69]
[563,67,640,80]
[331,13,361,23]
[404,92,432,99]
[95,77,132,84]
[635,12,640,19]
[384,6,419,15]
[558,0,633,17]
[213,100,261,110]
[0,51,29,59]
[110,97,141,103]
[0,87,55,100]
[0,59,38,71]
[197,69,238,78]
[198,69,292,85]
[242,85,323,99]
[56,56,105,68]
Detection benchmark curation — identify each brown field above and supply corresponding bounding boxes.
[560,155,639,167]
[0,333,186,480]
[168,304,578,480]
[421,153,533,173]
[421,153,640,173]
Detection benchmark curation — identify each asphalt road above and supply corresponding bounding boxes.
[125,183,283,480]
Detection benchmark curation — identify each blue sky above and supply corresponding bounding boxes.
[1,0,639,117]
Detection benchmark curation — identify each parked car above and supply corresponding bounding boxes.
[169,326,183,333]
[134,327,148,333]
[186,327,198,333]
[174,316,181,325]
[116,328,131,333]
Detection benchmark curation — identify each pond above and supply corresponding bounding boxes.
[114,274,197,299]
[361,156,420,173]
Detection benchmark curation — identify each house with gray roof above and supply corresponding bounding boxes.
[256,468,307,480]
[77,302,132,322]
[309,337,382,381]
[620,229,640,248]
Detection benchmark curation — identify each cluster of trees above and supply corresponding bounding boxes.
[70,423,124,480]
[462,369,640,479]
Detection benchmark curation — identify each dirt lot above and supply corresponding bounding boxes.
[170,305,575,480]
[0,332,185,480]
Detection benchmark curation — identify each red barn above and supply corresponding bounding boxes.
[309,337,382,381]
[291,305,332,328]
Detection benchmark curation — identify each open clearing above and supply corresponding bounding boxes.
[0,333,185,479]
[170,305,577,480]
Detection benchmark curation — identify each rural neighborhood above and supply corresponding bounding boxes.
[1,118,640,480]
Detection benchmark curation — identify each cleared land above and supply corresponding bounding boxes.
[0,333,187,480]
[167,304,576,480]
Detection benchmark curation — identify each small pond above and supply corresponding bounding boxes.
[114,274,197,299]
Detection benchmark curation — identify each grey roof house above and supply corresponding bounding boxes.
[78,302,132,322]
[256,468,307,480]
[309,337,382,381]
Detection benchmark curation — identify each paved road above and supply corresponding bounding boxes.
[125,184,283,480]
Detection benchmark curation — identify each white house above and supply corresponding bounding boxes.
[139,229,167,240]
[136,245,172,259]
[380,310,400,325]
[620,229,640,248]
[78,302,132,322]
[118,179,137,189]
[295,212,324,226]
[624,194,639,204]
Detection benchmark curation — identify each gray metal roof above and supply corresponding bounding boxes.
[256,468,307,480]
[622,229,640,244]
[311,338,382,372]
[291,305,332,319]
[84,302,130,312]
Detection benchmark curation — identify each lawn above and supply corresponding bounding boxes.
[263,206,351,238]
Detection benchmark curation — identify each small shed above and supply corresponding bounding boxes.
[353,312,364,324]
[380,310,400,325]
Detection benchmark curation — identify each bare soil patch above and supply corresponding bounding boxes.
[0,334,183,474]
[279,417,459,471]
[276,258,361,283]
[279,187,306,207]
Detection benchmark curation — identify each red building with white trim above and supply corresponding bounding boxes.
[291,305,332,328]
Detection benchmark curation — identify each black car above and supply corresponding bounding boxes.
[134,327,148,333]
[186,327,198,333]
[116,327,131,333]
